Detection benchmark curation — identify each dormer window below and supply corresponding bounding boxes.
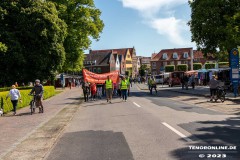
[173,52,178,59]
[183,52,189,58]
[162,53,168,60]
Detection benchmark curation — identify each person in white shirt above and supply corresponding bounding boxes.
[6,85,21,115]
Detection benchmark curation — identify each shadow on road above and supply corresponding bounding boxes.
[171,117,240,160]
[46,130,134,160]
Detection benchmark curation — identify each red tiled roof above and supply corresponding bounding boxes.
[151,48,193,61]
[151,53,158,59]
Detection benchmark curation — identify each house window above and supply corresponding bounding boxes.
[128,55,131,58]
[93,68,96,73]
[162,53,168,60]
[183,52,189,58]
[173,52,178,59]
[97,67,101,73]
[152,62,156,69]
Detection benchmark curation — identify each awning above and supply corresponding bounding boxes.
[198,69,208,73]
[185,70,198,75]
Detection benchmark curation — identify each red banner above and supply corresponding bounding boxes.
[82,69,120,84]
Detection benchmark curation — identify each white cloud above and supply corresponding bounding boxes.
[149,17,188,45]
[120,0,187,17]
[118,0,193,46]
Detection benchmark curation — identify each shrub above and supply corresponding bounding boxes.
[165,65,175,72]
[193,63,202,70]
[177,64,188,71]
[0,86,55,113]
[0,86,33,92]
[205,63,216,69]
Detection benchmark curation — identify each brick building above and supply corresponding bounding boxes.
[150,48,206,75]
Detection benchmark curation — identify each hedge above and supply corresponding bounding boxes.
[205,63,216,69]
[0,86,33,92]
[177,64,188,71]
[165,65,175,72]
[193,63,202,70]
[0,86,55,113]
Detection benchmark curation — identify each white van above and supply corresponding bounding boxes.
[158,73,170,84]
[153,75,161,84]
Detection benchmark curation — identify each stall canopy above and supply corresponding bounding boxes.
[82,69,120,84]
[198,69,208,73]
[185,70,198,75]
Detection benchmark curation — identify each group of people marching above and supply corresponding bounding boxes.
[81,75,131,103]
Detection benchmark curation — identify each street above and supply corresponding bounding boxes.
[45,84,240,160]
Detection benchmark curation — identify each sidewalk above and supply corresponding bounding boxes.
[0,87,82,159]
[136,83,240,101]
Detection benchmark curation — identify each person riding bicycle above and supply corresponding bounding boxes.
[30,79,44,113]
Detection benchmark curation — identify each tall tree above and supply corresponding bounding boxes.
[0,0,67,85]
[189,0,240,54]
[50,0,104,72]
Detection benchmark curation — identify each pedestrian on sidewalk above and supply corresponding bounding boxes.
[190,75,195,89]
[138,77,141,84]
[6,85,21,115]
[120,76,128,102]
[209,75,219,101]
[183,75,189,90]
[105,76,113,103]
[68,80,72,89]
[181,76,184,90]
[30,79,44,113]
[90,82,97,101]
[82,80,90,102]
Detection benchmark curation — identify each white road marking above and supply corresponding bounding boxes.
[133,102,141,108]
[162,122,192,142]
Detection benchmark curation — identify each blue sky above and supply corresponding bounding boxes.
[90,0,196,57]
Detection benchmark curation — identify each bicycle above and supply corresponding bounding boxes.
[214,86,226,103]
[29,94,36,115]
[29,94,43,114]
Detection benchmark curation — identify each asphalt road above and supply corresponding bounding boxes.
[46,85,240,160]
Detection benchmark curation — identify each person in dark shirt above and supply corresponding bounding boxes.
[82,80,90,102]
[30,79,44,113]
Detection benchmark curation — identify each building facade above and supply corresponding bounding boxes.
[84,48,136,75]
[150,48,196,75]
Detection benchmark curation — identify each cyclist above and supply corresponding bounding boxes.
[30,79,44,113]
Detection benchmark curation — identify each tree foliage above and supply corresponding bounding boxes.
[0,42,7,53]
[189,0,240,54]
[0,0,67,85]
[50,0,104,72]
[139,64,149,77]
[0,0,104,85]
